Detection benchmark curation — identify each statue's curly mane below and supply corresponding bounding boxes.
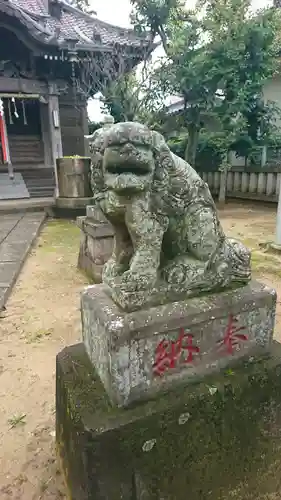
[149,130,175,219]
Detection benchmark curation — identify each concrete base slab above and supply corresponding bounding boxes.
[56,341,281,500]
[81,281,276,407]
[0,197,55,214]
[52,197,94,219]
[0,173,30,200]
[0,212,45,310]
[56,197,93,209]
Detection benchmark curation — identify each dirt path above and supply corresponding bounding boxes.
[220,202,281,341]
[0,203,281,499]
[0,220,88,499]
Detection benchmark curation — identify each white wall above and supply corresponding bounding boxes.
[263,75,281,127]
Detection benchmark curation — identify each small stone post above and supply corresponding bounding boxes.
[77,205,114,282]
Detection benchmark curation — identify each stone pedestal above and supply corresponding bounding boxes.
[77,206,114,282]
[53,196,93,218]
[56,196,93,209]
[81,281,276,407]
[56,341,281,500]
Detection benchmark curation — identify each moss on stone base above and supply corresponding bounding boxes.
[56,342,281,500]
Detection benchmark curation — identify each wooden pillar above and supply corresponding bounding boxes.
[59,88,89,157]
[82,104,90,157]
[48,83,63,197]
[40,100,53,168]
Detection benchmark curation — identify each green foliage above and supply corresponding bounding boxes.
[130,0,184,51]
[130,0,281,166]
[167,131,224,170]
[101,73,140,122]
[196,132,225,171]
[101,68,165,124]
[61,156,88,159]
[67,0,95,14]
[88,121,102,135]
[167,134,188,158]
[202,1,280,156]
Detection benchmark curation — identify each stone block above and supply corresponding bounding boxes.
[56,341,281,500]
[86,204,108,222]
[55,196,93,209]
[77,215,113,282]
[81,280,276,407]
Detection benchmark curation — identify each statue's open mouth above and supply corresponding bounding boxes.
[106,164,150,176]
[104,167,151,193]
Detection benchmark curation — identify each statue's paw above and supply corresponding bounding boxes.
[162,264,186,285]
[103,259,124,283]
[119,270,157,292]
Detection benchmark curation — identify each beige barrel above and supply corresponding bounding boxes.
[56,157,91,198]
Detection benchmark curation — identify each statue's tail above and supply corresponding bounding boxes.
[226,238,251,283]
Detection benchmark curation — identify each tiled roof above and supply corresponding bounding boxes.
[0,0,149,51]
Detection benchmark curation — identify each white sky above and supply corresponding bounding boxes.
[88,0,273,121]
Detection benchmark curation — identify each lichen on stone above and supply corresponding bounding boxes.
[88,121,251,311]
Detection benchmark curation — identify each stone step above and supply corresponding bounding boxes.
[0,197,55,213]
[0,211,46,310]
[21,168,56,199]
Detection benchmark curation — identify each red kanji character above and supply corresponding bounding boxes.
[218,314,248,355]
[179,328,200,364]
[153,328,200,376]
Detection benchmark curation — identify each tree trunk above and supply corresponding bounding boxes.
[185,124,199,166]
[158,26,169,56]
[218,170,227,204]
[218,151,231,205]
[261,145,267,168]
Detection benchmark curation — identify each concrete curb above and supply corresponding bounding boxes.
[0,212,46,311]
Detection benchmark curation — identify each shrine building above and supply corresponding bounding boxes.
[0,0,149,201]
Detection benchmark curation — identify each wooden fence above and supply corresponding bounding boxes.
[195,145,281,202]
[199,166,281,202]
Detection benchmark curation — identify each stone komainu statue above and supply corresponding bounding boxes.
[89,122,251,311]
